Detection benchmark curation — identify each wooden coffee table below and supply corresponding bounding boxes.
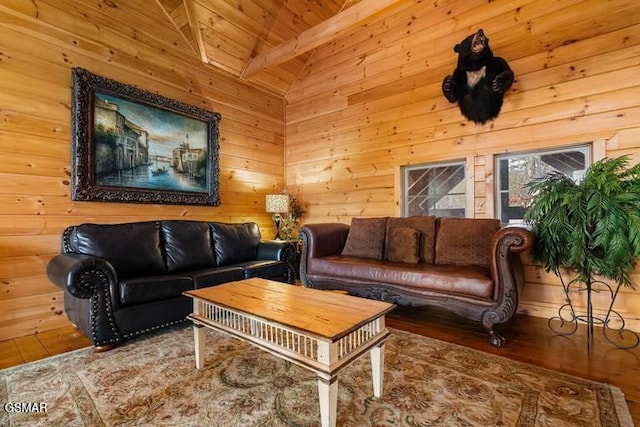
[184,277,395,427]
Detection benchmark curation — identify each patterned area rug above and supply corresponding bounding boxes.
[0,326,632,426]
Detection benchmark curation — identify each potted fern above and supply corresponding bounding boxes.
[524,155,640,350]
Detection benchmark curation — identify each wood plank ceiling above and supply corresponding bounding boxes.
[155,0,409,96]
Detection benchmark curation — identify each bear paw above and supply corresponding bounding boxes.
[492,70,514,93]
[442,75,458,103]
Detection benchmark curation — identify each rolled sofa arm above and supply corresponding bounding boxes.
[482,226,533,346]
[257,240,297,283]
[46,253,118,299]
[257,240,292,261]
[492,226,534,255]
[489,225,533,295]
[46,253,122,348]
[299,223,350,258]
[299,223,350,286]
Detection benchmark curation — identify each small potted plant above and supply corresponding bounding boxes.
[524,155,640,349]
[280,195,306,241]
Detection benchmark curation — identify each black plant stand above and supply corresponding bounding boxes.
[549,276,640,352]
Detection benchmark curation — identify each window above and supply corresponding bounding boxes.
[495,144,591,223]
[402,160,466,217]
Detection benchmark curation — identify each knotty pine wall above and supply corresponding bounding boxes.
[285,0,640,329]
[0,1,284,341]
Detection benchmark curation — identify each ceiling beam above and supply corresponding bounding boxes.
[184,0,209,64]
[154,0,196,53]
[241,0,407,78]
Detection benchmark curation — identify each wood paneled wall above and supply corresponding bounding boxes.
[285,0,640,328]
[2,0,639,342]
[0,1,284,341]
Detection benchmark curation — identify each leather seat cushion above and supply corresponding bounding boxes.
[119,275,194,305]
[238,260,286,279]
[308,255,494,300]
[188,266,246,289]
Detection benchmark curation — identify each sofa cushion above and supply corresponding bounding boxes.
[188,266,246,289]
[70,222,165,277]
[189,266,246,289]
[308,255,494,300]
[118,275,194,305]
[161,221,216,272]
[211,222,261,266]
[238,260,286,280]
[435,217,500,268]
[385,227,420,264]
[341,217,388,260]
[386,216,436,263]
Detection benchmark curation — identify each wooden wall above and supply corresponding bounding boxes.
[2,0,639,342]
[285,0,640,328]
[0,1,284,341]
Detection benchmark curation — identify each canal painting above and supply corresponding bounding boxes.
[94,92,208,193]
[70,68,221,206]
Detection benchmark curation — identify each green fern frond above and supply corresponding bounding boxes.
[525,156,640,289]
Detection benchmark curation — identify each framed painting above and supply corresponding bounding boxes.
[70,67,221,205]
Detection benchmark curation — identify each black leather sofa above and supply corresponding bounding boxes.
[46,220,295,351]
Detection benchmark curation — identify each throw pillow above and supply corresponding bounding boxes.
[434,217,500,268]
[386,216,436,263]
[385,227,420,263]
[341,217,388,260]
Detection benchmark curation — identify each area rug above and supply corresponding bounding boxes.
[0,326,632,426]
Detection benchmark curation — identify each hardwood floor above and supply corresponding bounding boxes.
[0,325,92,370]
[1,311,638,425]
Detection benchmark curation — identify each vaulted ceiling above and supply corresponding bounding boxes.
[155,0,409,97]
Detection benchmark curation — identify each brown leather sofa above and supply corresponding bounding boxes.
[299,216,533,347]
[47,220,295,351]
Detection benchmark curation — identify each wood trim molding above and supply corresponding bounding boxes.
[466,156,475,218]
[593,138,606,161]
[154,0,196,52]
[184,0,209,64]
[394,165,402,217]
[242,0,407,78]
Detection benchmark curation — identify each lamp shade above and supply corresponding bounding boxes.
[265,194,289,213]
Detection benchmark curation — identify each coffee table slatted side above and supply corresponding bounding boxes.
[188,298,390,373]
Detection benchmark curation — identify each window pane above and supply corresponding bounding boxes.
[404,162,465,217]
[496,145,590,223]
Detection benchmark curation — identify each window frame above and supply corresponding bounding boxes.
[494,144,592,224]
[401,159,467,218]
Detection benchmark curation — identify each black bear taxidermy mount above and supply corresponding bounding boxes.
[442,29,514,124]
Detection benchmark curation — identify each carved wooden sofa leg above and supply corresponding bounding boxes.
[483,312,507,347]
[487,330,506,348]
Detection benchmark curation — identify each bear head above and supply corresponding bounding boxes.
[453,29,494,71]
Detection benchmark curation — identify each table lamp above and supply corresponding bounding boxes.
[265,194,289,240]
